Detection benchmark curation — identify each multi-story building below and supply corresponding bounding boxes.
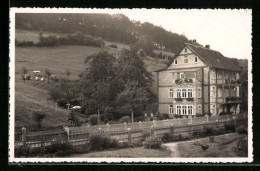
[156,41,242,117]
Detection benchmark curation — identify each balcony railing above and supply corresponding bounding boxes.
[175,78,193,84]
[225,97,241,102]
[174,97,194,101]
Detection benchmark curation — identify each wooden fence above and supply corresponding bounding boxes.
[15,113,248,147]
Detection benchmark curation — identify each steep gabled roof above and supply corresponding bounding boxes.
[185,43,241,71]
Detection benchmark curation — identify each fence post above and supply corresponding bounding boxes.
[190,116,193,125]
[21,127,27,146]
[233,116,237,128]
[167,119,170,127]
[139,121,142,130]
[107,123,110,137]
[153,120,156,128]
[124,122,127,132]
[188,123,191,135]
[206,115,209,122]
[64,126,70,142]
[127,128,132,144]
[170,124,174,136]
[98,128,102,134]
[151,126,154,136]
[178,118,181,126]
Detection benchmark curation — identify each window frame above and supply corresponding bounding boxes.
[188,106,193,115]
[184,56,188,64]
[187,88,193,98]
[176,89,181,98]
[174,59,178,65]
[176,106,181,115]
[169,88,174,98]
[180,72,185,79]
[169,104,174,114]
[182,89,187,98]
[198,87,202,98]
[212,70,216,79]
[197,105,202,114]
[194,56,198,63]
[182,106,187,115]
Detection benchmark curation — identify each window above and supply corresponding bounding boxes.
[212,70,216,79]
[182,89,187,98]
[169,105,174,114]
[188,89,193,98]
[176,105,194,115]
[182,106,187,115]
[169,88,174,98]
[217,72,222,79]
[197,105,202,114]
[188,106,193,115]
[174,59,178,65]
[198,87,201,98]
[176,106,181,115]
[184,56,188,64]
[194,56,198,63]
[176,89,181,98]
[180,73,185,79]
[184,47,187,53]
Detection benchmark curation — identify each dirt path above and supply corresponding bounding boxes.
[162,143,180,157]
[162,133,240,157]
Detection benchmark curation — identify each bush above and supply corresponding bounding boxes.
[134,115,145,122]
[174,114,183,119]
[140,131,151,142]
[15,145,30,157]
[88,134,118,151]
[236,125,248,134]
[143,136,162,149]
[89,114,98,125]
[161,132,173,142]
[57,98,68,108]
[119,116,131,123]
[195,113,205,117]
[224,122,236,132]
[100,114,114,124]
[16,40,35,47]
[108,44,118,49]
[204,127,214,135]
[237,137,248,155]
[45,142,73,154]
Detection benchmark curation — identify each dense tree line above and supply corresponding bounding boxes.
[15,13,192,53]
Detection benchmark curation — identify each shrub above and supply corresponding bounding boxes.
[237,137,248,155]
[45,142,73,154]
[140,131,151,142]
[143,136,162,149]
[162,113,170,120]
[100,114,114,124]
[174,114,183,119]
[161,132,173,142]
[204,127,214,135]
[108,44,118,49]
[15,145,30,157]
[134,115,145,122]
[89,114,98,125]
[57,98,68,108]
[195,113,205,117]
[236,125,248,134]
[192,131,203,138]
[224,122,236,132]
[88,134,118,151]
[16,40,35,47]
[119,116,131,123]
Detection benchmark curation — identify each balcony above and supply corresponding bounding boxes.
[225,97,242,103]
[174,97,194,101]
[175,78,193,84]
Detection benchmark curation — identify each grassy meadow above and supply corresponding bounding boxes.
[14,29,166,128]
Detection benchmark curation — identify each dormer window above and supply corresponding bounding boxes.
[195,56,198,63]
[180,73,185,79]
[184,56,188,64]
[174,59,178,65]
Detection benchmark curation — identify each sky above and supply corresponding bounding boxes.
[98,9,252,59]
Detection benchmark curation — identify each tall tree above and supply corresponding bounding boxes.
[81,51,117,117]
[117,81,149,122]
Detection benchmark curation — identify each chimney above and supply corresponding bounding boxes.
[192,39,197,44]
[205,45,210,49]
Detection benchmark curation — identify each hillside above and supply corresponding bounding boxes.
[15,13,193,53]
[15,30,166,127]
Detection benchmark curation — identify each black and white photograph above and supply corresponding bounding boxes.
[9,8,252,163]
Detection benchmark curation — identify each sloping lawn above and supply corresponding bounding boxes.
[177,133,247,157]
[69,147,171,158]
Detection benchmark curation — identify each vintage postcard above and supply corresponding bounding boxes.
[9,8,253,163]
